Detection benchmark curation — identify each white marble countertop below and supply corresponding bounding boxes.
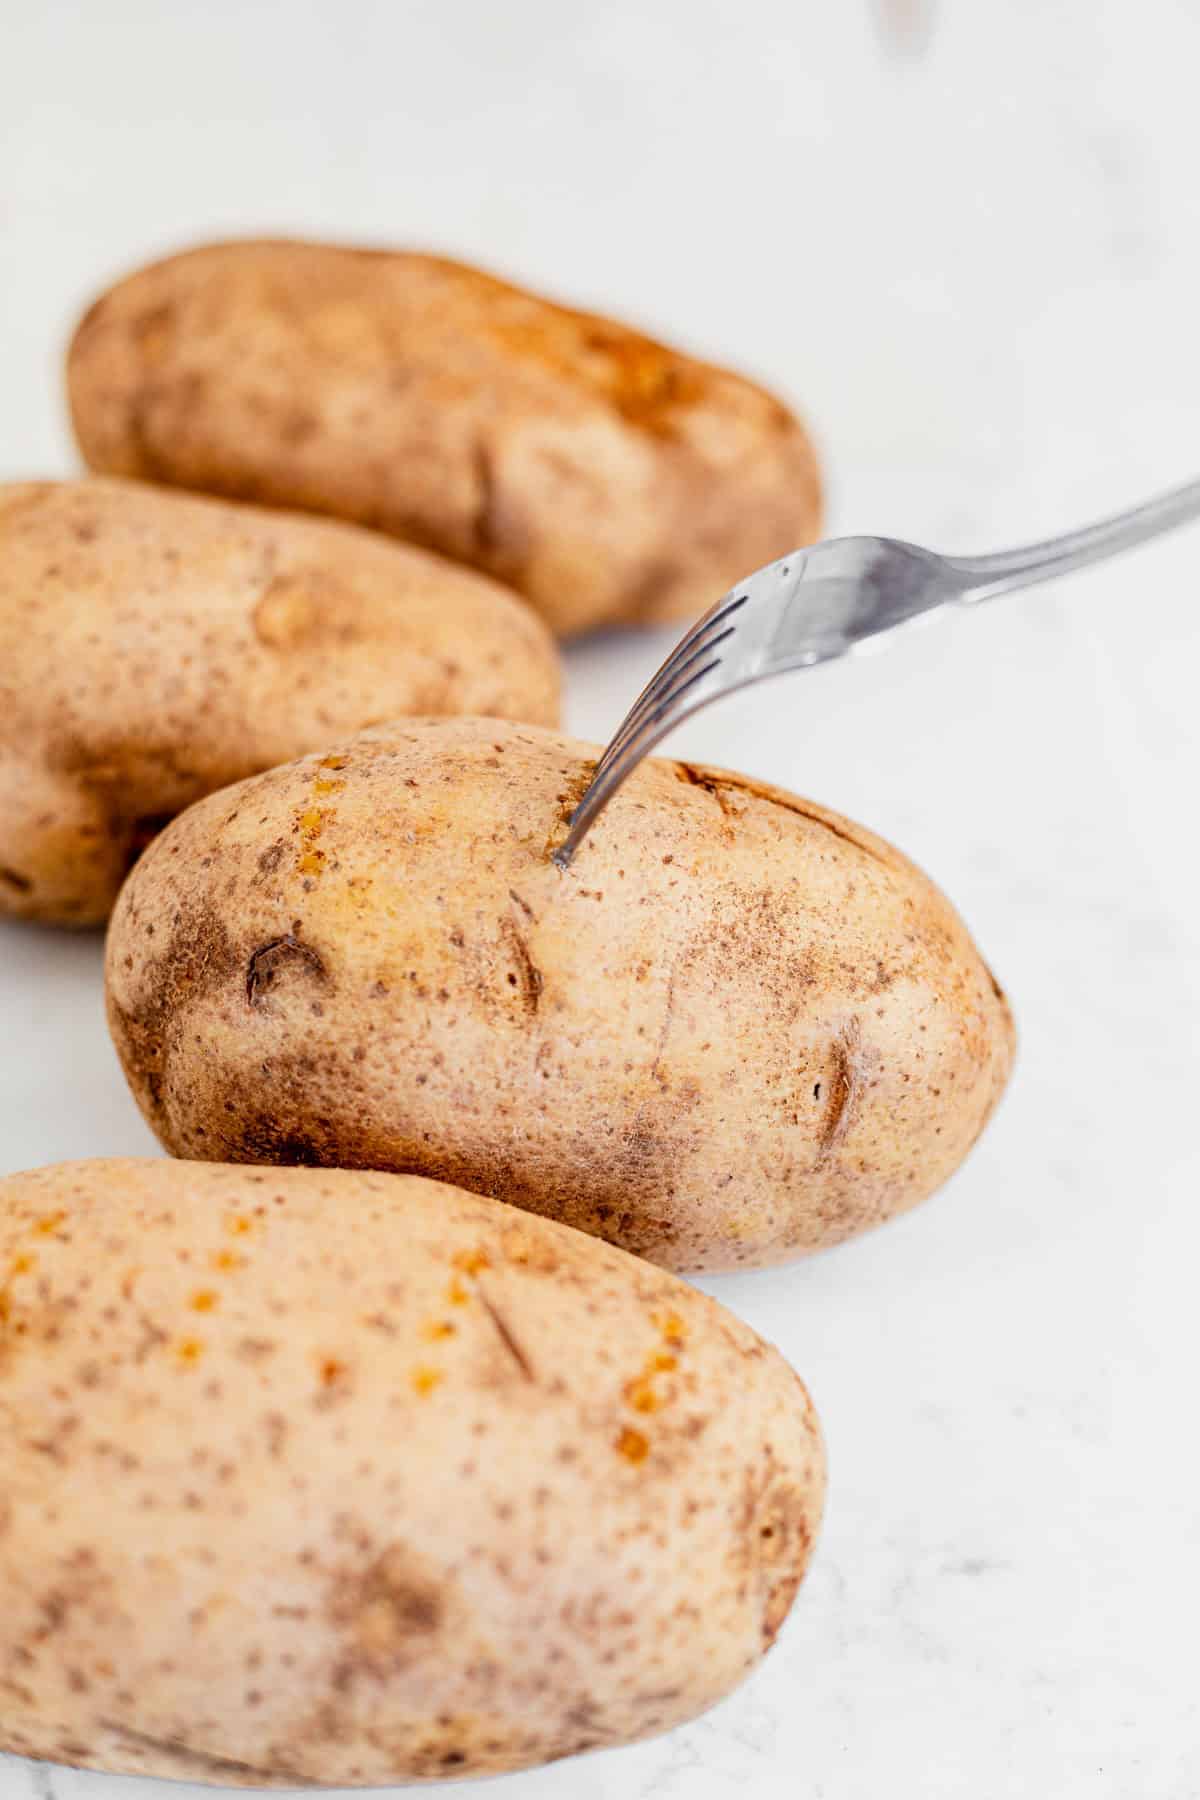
[3,2,1199,1796]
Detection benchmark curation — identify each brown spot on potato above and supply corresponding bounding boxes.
[246,933,327,1009]
[316,1354,353,1404]
[256,840,286,877]
[106,894,235,1119]
[737,1459,816,1648]
[759,1517,811,1645]
[816,1019,862,1164]
[132,1311,168,1364]
[263,1411,289,1458]
[98,1721,297,1785]
[677,763,891,865]
[332,1545,447,1677]
[473,1283,536,1382]
[675,761,737,818]
[0,864,32,894]
[498,1223,560,1273]
[470,442,502,558]
[500,914,542,1018]
[131,299,176,360]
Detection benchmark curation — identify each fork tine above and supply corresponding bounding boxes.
[636,590,750,710]
[591,625,739,781]
[554,656,724,867]
[600,589,749,758]
[588,591,750,785]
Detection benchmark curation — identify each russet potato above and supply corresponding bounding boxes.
[107,718,1015,1272]
[0,479,558,925]
[0,1158,823,1785]
[67,240,822,636]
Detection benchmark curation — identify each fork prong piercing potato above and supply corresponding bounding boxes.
[0,1157,824,1785]
[0,479,558,926]
[107,718,1015,1273]
[66,240,823,636]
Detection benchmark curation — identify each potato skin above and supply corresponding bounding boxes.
[0,479,558,926]
[0,1159,823,1786]
[66,241,823,636]
[107,719,1015,1273]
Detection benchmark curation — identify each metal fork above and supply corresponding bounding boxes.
[554,478,1200,868]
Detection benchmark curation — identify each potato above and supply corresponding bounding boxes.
[0,479,558,926]
[66,240,823,637]
[0,1158,823,1786]
[108,718,1015,1273]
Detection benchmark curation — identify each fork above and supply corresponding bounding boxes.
[553,478,1200,868]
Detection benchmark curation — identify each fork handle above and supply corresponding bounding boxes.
[950,477,1200,601]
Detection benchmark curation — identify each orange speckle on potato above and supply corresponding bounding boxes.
[319,754,347,771]
[452,1248,491,1276]
[411,1364,444,1396]
[225,1214,253,1237]
[298,850,325,876]
[319,1355,349,1387]
[9,1253,36,1277]
[445,1276,469,1305]
[616,1426,650,1464]
[625,1377,661,1414]
[422,1319,457,1341]
[190,1289,218,1313]
[313,777,346,799]
[34,1211,67,1237]
[654,1310,688,1347]
[175,1337,205,1366]
[211,1249,245,1272]
[648,1350,678,1373]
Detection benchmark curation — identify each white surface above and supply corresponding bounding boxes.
[2,2,1199,1796]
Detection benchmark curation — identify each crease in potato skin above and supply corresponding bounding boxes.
[107,717,1016,1273]
[66,240,823,636]
[0,479,559,926]
[0,1158,824,1786]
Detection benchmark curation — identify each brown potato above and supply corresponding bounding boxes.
[107,718,1015,1273]
[66,240,823,636]
[0,1158,823,1786]
[0,479,558,926]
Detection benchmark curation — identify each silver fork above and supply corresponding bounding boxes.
[554,478,1200,868]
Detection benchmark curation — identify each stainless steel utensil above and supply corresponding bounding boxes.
[555,479,1200,868]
